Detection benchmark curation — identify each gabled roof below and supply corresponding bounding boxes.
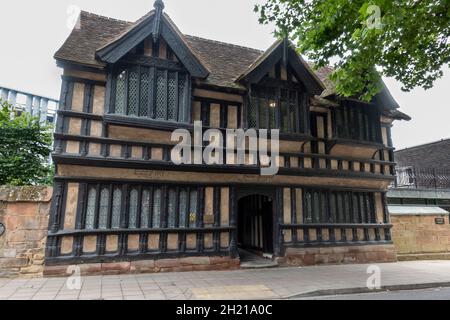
[237,39,325,95]
[54,11,335,91]
[95,10,209,78]
[54,8,405,115]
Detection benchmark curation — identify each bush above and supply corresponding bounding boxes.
[0,99,54,186]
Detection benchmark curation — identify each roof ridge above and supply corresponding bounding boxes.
[185,35,264,53]
[81,10,132,24]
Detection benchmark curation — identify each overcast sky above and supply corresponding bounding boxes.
[0,0,448,150]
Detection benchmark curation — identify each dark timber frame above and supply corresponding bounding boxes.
[48,0,402,269]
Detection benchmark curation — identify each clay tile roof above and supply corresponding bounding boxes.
[54,10,334,91]
[54,11,132,68]
[54,10,405,115]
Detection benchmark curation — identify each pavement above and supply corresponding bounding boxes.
[301,287,450,300]
[0,260,450,300]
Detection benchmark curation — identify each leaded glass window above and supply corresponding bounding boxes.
[98,187,109,229]
[178,75,188,121]
[81,184,203,231]
[179,189,188,228]
[139,68,150,117]
[302,189,376,224]
[128,68,139,116]
[248,97,258,128]
[111,187,122,229]
[167,72,177,121]
[152,188,162,228]
[141,188,151,228]
[155,69,166,120]
[112,67,189,123]
[333,101,381,143]
[250,85,303,133]
[128,188,139,229]
[115,70,127,115]
[280,89,289,132]
[85,187,97,230]
[189,190,198,228]
[167,188,177,228]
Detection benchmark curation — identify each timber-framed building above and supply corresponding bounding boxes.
[45,1,410,274]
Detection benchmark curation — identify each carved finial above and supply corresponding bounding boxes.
[154,0,165,10]
[152,0,165,43]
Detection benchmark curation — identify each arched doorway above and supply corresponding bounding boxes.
[237,194,274,255]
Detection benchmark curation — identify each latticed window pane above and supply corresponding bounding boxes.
[248,97,257,128]
[189,190,198,228]
[128,69,139,116]
[128,188,139,228]
[85,187,97,230]
[280,89,289,132]
[179,189,188,228]
[115,70,127,114]
[259,95,267,129]
[178,75,187,122]
[167,188,177,228]
[152,188,162,228]
[140,189,150,228]
[111,187,122,229]
[155,70,167,120]
[289,90,298,132]
[167,72,177,121]
[98,187,110,229]
[268,89,277,129]
[139,68,150,117]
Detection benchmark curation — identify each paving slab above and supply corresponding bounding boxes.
[1,261,450,300]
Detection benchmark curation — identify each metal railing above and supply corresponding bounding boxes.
[392,167,450,190]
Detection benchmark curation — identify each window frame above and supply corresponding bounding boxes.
[332,100,382,143]
[303,189,377,224]
[247,81,308,134]
[80,183,202,231]
[108,59,191,124]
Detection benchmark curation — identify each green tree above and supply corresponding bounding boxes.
[0,99,54,186]
[255,0,450,100]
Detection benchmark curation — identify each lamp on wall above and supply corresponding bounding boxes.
[0,223,5,236]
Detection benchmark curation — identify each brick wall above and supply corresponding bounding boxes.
[391,213,450,260]
[0,186,51,277]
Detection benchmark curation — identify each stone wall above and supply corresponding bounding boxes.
[279,244,397,266]
[0,186,51,277]
[44,256,240,277]
[391,209,450,260]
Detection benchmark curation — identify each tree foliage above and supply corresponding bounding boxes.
[0,99,54,186]
[255,0,450,100]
